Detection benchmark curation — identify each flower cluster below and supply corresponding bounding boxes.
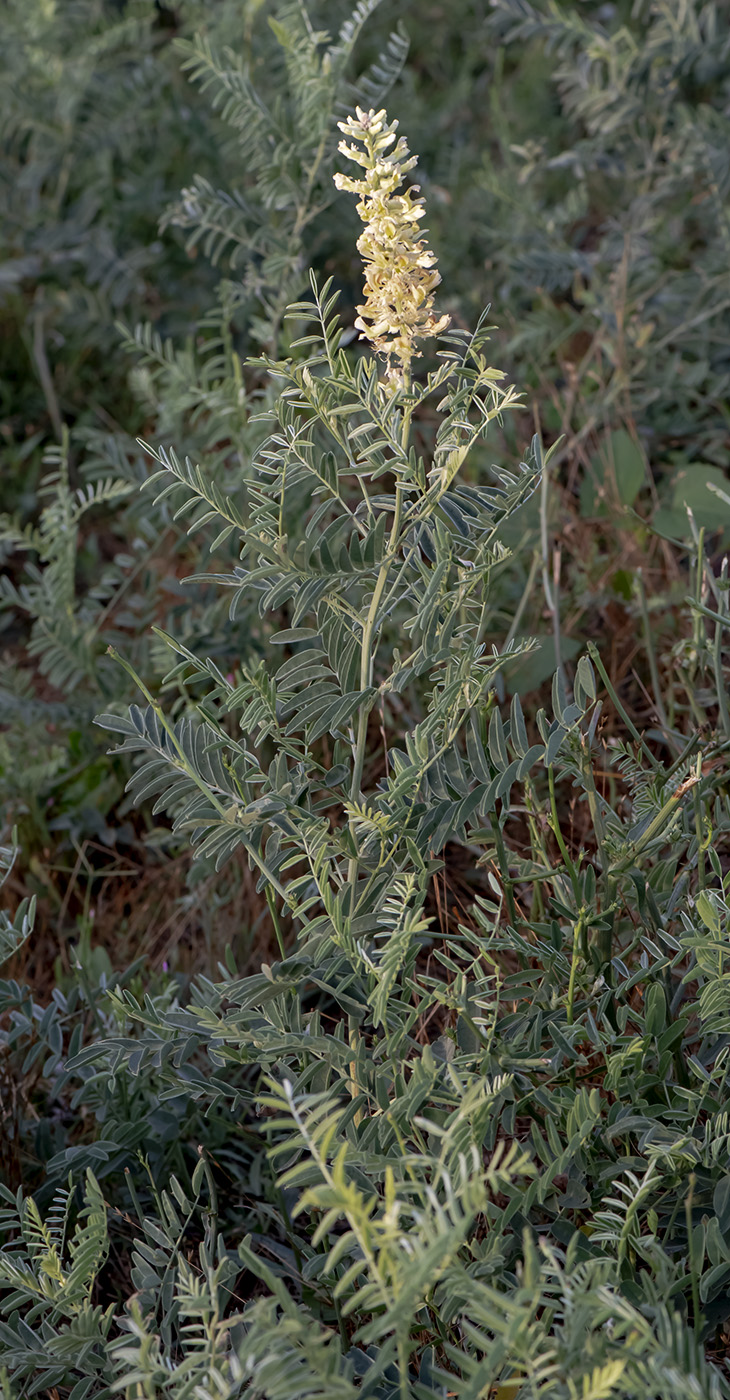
[333,106,449,384]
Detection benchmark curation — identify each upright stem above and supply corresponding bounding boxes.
[347,394,410,900]
[635,570,678,753]
[265,886,286,959]
[349,488,404,803]
[566,909,586,1027]
[539,439,563,680]
[489,812,519,933]
[693,784,706,893]
[714,556,730,739]
[547,764,581,906]
[505,549,540,649]
[587,641,662,772]
[685,1173,701,1328]
[689,527,706,691]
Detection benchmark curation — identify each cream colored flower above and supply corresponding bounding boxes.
[334,106,450,384]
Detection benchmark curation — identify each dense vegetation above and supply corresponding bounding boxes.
[2,1,730,1395]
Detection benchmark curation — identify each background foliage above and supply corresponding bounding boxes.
[2,0,730,1395]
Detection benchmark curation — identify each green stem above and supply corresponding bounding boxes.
[398,1336,409,1400]
[579,735,606,870]
[539,435,562,679]
[266,885,286,959]
[714,557,730,738]
[578,736,616,966]
[665,730,702,782]
[347,392,410,898]
[505,549,541,649]
[685,1173,701,1328]
[489,813,519,933]
[690,528,706,688]
[566,910,586,1027]
[198,1146,219,1252]
[349,493,403,804]
[635,571,679,753]
[694,783,706,893]
[612,769,700,874]
[587,641,662,772]
[548,765,581,906]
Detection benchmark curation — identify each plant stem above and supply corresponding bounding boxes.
[505,548,540,649]
[547,764,581,906]
[690,527,706,690]
[685,1173,701,1328]
[489,812,519,932]
[587,641,662,771]
[539,435,562,679]
[693,783,706,893]
[347,394,410,898]
[612,769,700,874]
[635,570,679,753]
[566,910,586,1026]
[714,556,730,738]
[266,885,286,959]
[398,1336,409,1400]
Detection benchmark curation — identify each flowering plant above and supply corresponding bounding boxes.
[4,98,723,1400]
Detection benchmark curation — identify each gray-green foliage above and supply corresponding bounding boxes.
[0,0,407,852]
[0,431,134,695]
[0,835,34,968]
[0,0,224,458]
[481,0,730,483]
[3,5,730,1396]
[3,270,730,1395]
[98,287,535,910]
[163,0,408,349]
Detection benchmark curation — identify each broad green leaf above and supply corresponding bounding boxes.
[654,464,730,540]
[504,635,581,695]
[644,983,666,1038]
[713,1176,730,1236]
[580,428,646,515]
[696,890,722,935]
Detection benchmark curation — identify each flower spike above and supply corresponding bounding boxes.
[334,106,450,386]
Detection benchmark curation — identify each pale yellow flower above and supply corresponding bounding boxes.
[334,107,450,384]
